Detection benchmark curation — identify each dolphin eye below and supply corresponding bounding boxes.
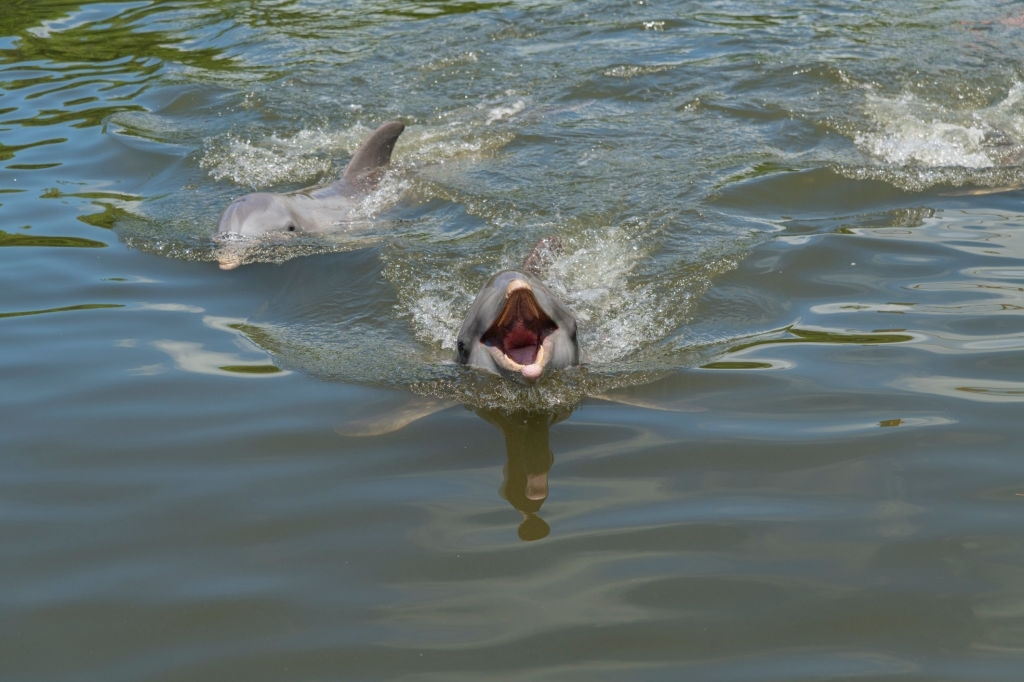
[286,224,296,232]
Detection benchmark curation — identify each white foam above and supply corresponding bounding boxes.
[485,99,526,125]
[854,84,1024,170]
[546,221,674,366]
[200,128,344,188]
[357,173,409,216]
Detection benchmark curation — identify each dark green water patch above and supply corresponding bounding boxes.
[0,137,67,161]
[701,361,776,370]
[0,303,123,319]
[0,230,107,248]
[7,162,62,170]
[381,1,512,19]
[218,364,284,375]
[711,167,914,216]
[41,188,139,203]
[4,9,232,73]
[783,206,937,235]
[726,325,916,355]
[13,103,148,131]
[77,202,129,230]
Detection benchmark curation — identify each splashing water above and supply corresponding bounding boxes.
[200,127,353,188]
[385,215,718,383]
[844,82,1024,190]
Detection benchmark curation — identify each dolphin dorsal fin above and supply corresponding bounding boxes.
[342,120,405,181]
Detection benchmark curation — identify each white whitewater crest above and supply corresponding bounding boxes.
[543,220,669,367]
[847,82,1024,190]
[200,127,351,189]
[200,101,528,190]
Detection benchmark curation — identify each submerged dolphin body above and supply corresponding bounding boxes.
[215,120,405,268]
[457,241,579,383]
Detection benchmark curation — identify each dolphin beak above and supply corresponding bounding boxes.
[481,279,559,383]
[212,235,246,271]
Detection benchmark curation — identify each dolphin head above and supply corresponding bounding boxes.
[457,270,579,384]
[216,192,301,238]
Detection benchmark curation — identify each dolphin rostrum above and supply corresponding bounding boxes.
[457,239,579,383]
[215,120,405,268]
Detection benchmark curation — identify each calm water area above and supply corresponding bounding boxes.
[4,1,1024,680]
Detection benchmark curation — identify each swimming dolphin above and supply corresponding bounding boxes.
[215,120,405,268]
[456,240,579,384]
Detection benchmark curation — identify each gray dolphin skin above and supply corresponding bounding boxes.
[456,269,579,384]
[215,120,405,268]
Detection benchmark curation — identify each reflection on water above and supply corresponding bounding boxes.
[474,407,572,542]
[333,394,570,541]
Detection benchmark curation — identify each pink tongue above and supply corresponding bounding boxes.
[504,326,539,365]
[507,345,538,365]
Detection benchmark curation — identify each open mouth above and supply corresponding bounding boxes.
[480,281,558,380]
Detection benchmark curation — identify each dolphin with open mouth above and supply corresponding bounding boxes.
[456,240,579,383]
[214,120,406,269]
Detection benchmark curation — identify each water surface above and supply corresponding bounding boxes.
[3,1,1024,680]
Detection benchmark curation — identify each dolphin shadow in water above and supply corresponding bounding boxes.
[214,120,406,270]
[474,406,573,542]
[341,396,571,541]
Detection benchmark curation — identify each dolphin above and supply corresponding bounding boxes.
[456,239,579,383]
[215,120,405,268]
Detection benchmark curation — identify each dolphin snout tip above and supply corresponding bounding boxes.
[505,279,532,296]
[521,363,544,382]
